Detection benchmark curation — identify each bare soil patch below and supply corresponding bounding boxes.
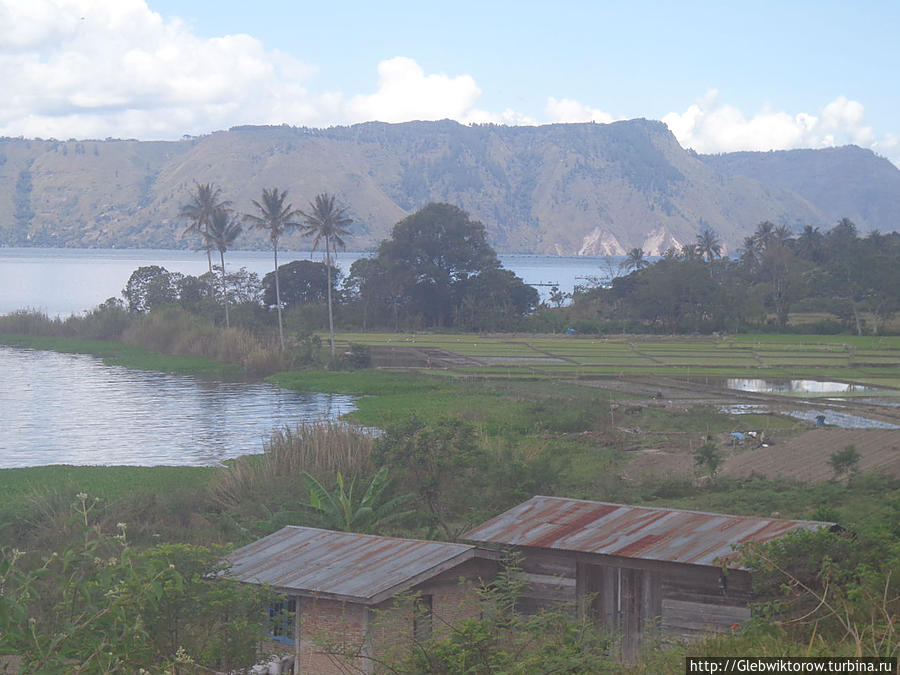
[722,428,900,482]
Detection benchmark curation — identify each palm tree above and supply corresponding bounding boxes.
[301,193,353,357]
[752,220,776,253]
[243,188,301,350]
[695,228,722,262]
[680,243,700,260]
[738,235,760,272]
[795,225,823,262]
[202,207,242,328]
[179,183,232,272]
[620,247,649,273]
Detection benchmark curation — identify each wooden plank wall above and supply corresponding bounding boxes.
[511,546,753,641]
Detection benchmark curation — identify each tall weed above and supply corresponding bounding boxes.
[209,422,375,508]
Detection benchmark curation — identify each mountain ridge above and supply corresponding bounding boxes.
[1,120,896,253]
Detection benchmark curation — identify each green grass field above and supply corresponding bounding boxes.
[330,332,900,389]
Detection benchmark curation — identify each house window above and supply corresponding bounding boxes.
[268,596,297,645]
[413,594,433,642]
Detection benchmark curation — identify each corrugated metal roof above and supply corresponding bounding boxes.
[463,496,837,569]
[225,526,476,604]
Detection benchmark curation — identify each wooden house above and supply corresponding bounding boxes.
[225,525,496,674]
[463,496,837,657]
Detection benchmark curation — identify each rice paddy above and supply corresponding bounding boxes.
[332,332,900,390]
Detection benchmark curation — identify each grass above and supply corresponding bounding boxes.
[0,465,215,544]
[323,331,900,386]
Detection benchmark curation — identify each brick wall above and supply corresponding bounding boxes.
[288,558,497,673]
[297,596,370,674]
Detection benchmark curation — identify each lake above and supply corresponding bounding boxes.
[0,248,622,316]
[0,344,358,468]
[0,247,618,468]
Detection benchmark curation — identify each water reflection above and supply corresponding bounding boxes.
[720,404,899,429]
[726,378,872,394]
[0,346,357,468]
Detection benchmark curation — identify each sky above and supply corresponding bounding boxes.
[2,0,899,165]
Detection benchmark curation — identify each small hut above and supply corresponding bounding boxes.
[464,496,837,657]
[226,526,495,674]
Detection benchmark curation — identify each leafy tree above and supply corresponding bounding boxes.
[179,183,232,272]
[828,445,861,481]
[301,467,414,534]
[201,207,242,327]
[374,416,488,538]
[739,527,898,657]
[122,265,183,313]
[548,285,569,308]
[0,493,272,673]
[694,442,723,477]
[361,203,501,328]
[457,267,539,331]
[243,188,302,349]
[222,266,263,306]
[347,204,534,331]
[301,193,353,357]
[757,238,803,328]
[262,259,338,309]
[343,256,405,330]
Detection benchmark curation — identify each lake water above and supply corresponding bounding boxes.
[0,344,358,468]
[0,247,619,468]
[0,248,621,316]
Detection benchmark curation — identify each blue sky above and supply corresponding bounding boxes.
[2,0,898,164]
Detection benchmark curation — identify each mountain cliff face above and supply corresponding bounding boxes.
[1,120,896,253]
[700,146,900,233]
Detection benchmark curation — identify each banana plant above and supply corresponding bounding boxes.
[301,466,414,533]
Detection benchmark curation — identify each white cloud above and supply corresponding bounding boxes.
[545,97,614,124]
[1,0,896,169]
[0,0,533,138]
[0,0,321,139]
[345,57,482,123]
[662,90,895,164]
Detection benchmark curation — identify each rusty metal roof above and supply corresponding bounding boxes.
[463,496,837,569]
[225,526,477,604]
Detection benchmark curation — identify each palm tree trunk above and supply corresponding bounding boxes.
[219,249,230,328]
[326,236,336,358]
[274,244,284,350]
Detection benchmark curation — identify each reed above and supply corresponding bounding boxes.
[208,421,375,508]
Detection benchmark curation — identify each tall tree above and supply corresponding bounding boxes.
[202,207,242,328]
[301,193,353,357]
[695,228,722,262]
[794,225,824,262]
[752,220,779,254]
[359,203,500,328]
[179,183,232,272]
[243,188,301,349]
[621,247,649,272]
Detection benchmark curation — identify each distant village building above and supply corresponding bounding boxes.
[464,496,837,658]
[225,526,496,674]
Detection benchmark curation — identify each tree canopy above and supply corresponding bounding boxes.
[347,203,535,329]
[570,219,900,335]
